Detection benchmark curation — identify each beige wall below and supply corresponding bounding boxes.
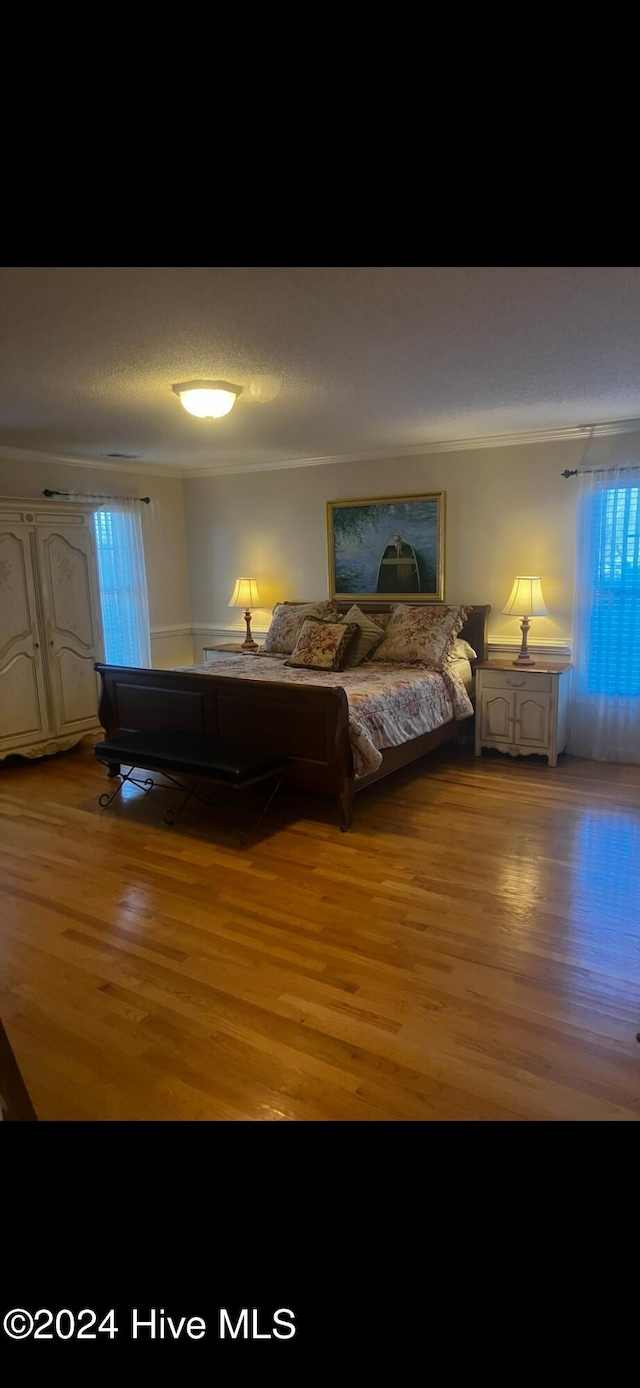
[185,437,587,658]
[0,457,193,668]
[6,432,620,668]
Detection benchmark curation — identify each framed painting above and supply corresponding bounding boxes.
[327,493,445,602]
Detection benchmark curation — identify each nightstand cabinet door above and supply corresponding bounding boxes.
[515,692,550,747]
[481,693,513,742]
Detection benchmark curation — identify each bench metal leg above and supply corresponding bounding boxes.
[164,780,201,826]
[98,767,154,810]
[96,756,287,843]
[239,774,285,848]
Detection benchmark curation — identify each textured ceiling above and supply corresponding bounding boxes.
[1,265,639,472]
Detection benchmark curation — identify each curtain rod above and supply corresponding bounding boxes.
[561,467,640,478]
[43,488,151,503]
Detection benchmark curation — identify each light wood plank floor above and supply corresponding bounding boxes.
[1,739,639,1120]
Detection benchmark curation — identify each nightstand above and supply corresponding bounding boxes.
[203,643,261,661]
[474,661,573,766]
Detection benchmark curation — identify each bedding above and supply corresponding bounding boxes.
[176,653,473,778]
[443,638,476,693]
[446,654,474,693]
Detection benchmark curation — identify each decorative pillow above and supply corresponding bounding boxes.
[258,600,339,655]
[371,604,468,667]
[286,617,359,671]
[339,604,386,666]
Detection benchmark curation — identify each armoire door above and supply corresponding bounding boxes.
[0,525,51,754]
[36,521,104,735]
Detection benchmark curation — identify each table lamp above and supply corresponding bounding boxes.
[501,576,549,666]
[228,577,262,651]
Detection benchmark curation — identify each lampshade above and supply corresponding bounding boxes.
[502,576,549,617]
[228,577,262,610]
[172,380,243,420]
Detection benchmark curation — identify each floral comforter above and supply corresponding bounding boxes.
[176,654,473,778]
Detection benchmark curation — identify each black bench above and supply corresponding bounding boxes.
[93,730,287,844]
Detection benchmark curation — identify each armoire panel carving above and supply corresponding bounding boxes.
[57,649,101,727]
[0,652,45,740]
[41,532,95,647]
[0,530,33,661]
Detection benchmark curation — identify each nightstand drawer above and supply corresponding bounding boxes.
[481,670,551,695]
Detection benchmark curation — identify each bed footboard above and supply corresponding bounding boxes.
[95,663,354,813]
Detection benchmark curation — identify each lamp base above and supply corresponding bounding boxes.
[241,609,258,652]
[512,614,535,665]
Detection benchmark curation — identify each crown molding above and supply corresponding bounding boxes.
[180,417,640,479]
[0,445,183,479]
[3,416,639,482]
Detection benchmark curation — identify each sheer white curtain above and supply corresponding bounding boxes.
[93,497,152,667]
[569,460,640,762]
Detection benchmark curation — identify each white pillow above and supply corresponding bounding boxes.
[450,637,477,661]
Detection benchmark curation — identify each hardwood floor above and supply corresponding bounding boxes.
[1,738,639,1120]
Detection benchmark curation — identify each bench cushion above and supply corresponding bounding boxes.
[94,730,286,785]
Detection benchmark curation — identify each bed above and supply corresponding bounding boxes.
[95,602,489,830]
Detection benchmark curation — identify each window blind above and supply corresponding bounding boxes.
[586,486,640,696]
[93,507,151,667]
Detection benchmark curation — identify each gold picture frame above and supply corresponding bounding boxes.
[327,492,445,602]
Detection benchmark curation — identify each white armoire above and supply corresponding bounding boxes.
[0,499,105,762]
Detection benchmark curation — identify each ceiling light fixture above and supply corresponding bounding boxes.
[172,379,243,420]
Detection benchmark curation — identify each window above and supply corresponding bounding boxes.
[570,466,640,762]
[93,506,151,667]
[585,485,640,696]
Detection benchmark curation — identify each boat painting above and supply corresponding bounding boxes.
[328,493,445,601]
[376,533,421,594]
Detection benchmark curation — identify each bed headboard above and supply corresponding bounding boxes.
[285,602,490,668]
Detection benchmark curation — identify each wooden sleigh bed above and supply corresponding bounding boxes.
[95,603,490,831]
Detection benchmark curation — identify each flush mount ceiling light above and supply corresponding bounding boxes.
[172,380,243,420]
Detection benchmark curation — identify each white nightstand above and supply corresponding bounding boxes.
[475,661,573,766]
[203,643,261,661]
